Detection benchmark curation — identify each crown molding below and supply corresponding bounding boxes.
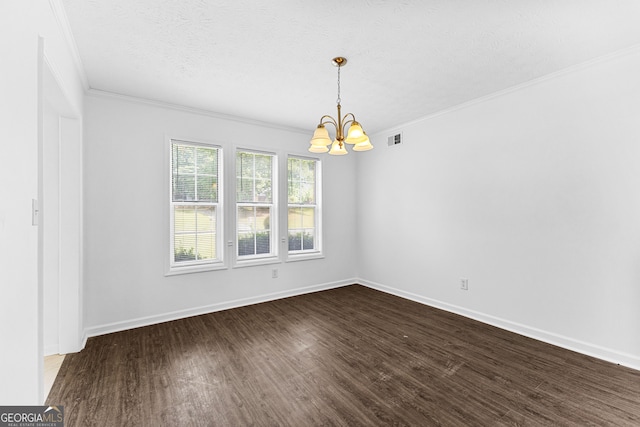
[373,43,640,138]
[86,88,309,135]
[48,0,90,90]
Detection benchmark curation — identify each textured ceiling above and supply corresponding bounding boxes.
[61,0,640,134]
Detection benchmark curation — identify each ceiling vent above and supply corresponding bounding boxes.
[387,132,403,146]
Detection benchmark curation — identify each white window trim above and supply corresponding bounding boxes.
[164,140,325,275]
[233,147,279,268]
[286,155,324,263]
[165,136,226,276]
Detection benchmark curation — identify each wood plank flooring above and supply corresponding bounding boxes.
[47,285,640,426]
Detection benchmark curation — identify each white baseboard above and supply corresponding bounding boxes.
[81,330,88,351]
[80,278,640,372]
[359,279,640,372]
[83,279,354,340]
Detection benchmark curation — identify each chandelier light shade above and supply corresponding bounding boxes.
[308,144,330,154]
[352,138,374,151]
[328,139,348,155]
[309,57,373,155]
[309,125,332,151]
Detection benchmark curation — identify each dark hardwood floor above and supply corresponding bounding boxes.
[47,285,640,426]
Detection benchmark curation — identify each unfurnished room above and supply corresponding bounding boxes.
[2,1,640,425]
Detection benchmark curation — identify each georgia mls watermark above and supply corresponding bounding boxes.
[0,406,63,427]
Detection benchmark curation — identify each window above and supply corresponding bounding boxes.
[236,150,276,260]
[168,143,319,272]
[288,156,321,255]
[170,140,222,270]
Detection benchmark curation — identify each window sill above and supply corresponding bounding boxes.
[286,252,324,263]
[165,262,227,276]
[233,256,281,269]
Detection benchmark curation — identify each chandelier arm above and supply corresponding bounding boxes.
[342,112,356,122]
[319,115,338,129]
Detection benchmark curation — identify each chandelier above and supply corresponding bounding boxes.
[308,57,373,155]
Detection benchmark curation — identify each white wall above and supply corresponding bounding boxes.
[83,94,358,334]
[0,0,84,404]
[358,48,640,369]
[0,2,41,404]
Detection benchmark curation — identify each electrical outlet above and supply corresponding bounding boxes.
[272,268,278,279]
[460,278,468,290]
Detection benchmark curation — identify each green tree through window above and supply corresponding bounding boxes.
[288,157,319,253]
[236,151,275,258]
[171,140,220,267]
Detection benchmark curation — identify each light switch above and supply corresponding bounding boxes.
[32,199,39,226]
